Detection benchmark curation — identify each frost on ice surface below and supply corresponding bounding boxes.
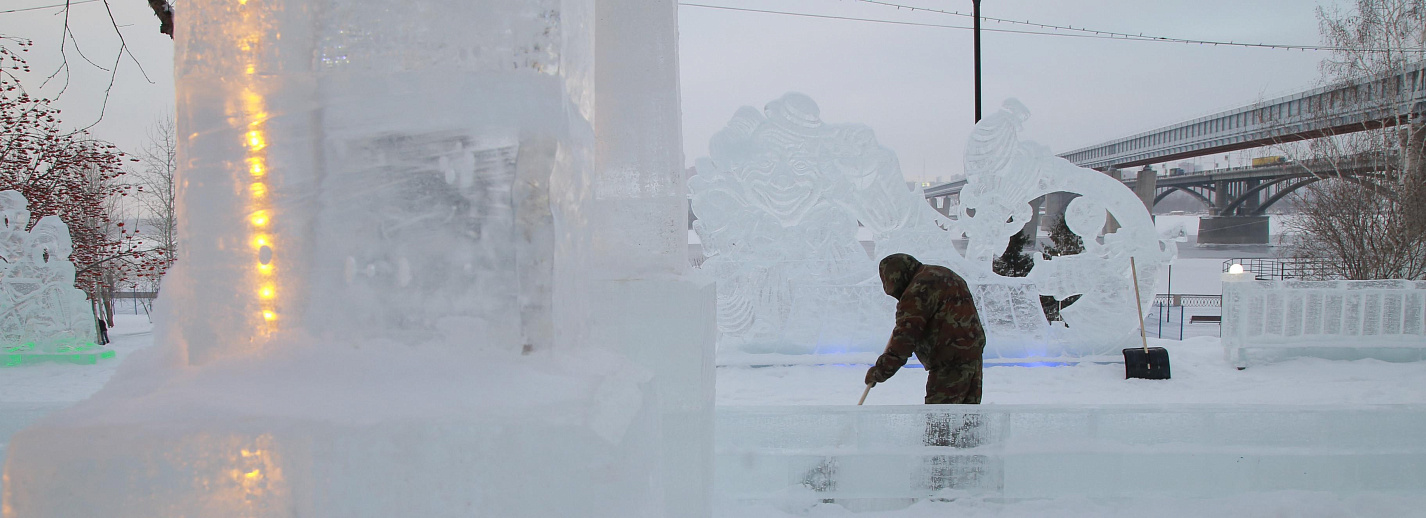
[1223,278,1426,367]
[0,191,110,365]
[692,96,1182,358]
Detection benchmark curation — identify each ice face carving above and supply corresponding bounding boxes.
[0,191,108,364]
[692,96,1183,358]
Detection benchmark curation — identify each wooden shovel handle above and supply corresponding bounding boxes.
[858,383,874,405]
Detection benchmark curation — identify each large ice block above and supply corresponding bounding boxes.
[715,404,1426,510]
[1223,278,1426,367]
[4,0,714,516]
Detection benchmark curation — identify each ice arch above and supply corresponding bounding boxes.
[691,95,1182,359]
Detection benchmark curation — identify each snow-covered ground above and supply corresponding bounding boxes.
[716,336,1426,407]
[2,313,154,404]
[8,268,1426,517]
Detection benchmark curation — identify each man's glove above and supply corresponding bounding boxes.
[865,365,888,386]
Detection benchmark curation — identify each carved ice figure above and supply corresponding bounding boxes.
[691,95,877,351]
[693,95,1182,358]
[0,190,109,365]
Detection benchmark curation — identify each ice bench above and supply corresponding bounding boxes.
[1222,277,1426,368]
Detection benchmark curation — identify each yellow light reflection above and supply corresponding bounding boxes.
[237,4,277,334]
[247,130,265,150]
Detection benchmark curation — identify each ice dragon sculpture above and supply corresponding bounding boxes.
[691,95,1182,358]
[0,190,111,366]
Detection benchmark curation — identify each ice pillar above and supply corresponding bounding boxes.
[4,0,714,516]
[588,1,717,516]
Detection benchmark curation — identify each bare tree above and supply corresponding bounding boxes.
[0,0,173,129]
[134,116,176,283]
[1283,0,1426,280]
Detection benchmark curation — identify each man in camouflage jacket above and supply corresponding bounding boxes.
[864,253,987,404]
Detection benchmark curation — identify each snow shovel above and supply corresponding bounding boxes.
[857,383,873,405]
[1123,257,1170,379]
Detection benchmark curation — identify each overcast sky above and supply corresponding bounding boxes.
[3,0,1338,181]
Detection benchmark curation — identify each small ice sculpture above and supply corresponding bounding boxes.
[0,190,112,366]
[692,96,1182,358]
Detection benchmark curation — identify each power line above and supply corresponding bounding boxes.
[854,0,1426,53]
[678,3,1189,42]
[0,0,103,15]
[681,1,1426,53]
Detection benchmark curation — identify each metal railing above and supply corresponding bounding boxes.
[1222,257,1338,280]
[1153,293,1222,307]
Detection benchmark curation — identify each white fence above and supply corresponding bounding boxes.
[1223,278,1426,368]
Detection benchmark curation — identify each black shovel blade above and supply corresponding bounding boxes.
[1124,347,1171,380]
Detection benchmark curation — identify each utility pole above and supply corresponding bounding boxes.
[973,0,982,123]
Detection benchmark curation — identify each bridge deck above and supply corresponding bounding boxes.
[1058,64,1426,170]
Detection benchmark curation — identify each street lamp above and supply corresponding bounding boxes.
[973,0,982,123]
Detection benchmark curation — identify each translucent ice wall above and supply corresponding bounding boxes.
[716,405,1426,508]
[1223,278,1426,367]
[168,0,594,363]
[4,1,713,516]
[691,97,1183,358]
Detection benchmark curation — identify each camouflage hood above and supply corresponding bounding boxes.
[878,253,923,299]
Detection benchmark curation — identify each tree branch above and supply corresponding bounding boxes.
[146,0,174,38]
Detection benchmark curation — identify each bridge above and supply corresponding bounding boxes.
[923,154,1389,217]
[1123,153,1391,217]
[1058,63,1426,170]
[922,63,1425,243]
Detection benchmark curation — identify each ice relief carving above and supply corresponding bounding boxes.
[691,95,1182,358]
[0,190,107,363]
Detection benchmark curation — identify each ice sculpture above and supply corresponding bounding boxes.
[4,1,713,517]
[0,191,112,366]
[691,96,1181,358]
